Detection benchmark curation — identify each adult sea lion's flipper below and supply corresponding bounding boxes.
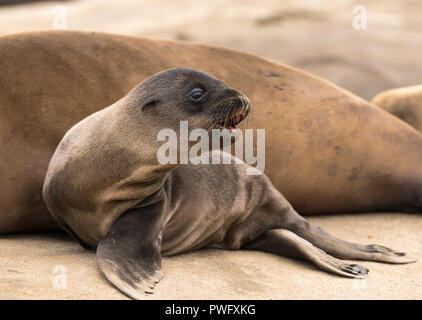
[245,229,369,278]
[96,201,166,299]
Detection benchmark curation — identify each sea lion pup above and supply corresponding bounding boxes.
[371,84,422,132]
[43,69,415,300]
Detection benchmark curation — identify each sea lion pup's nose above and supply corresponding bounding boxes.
[223,88,246,99]
[222,88,251,109]
[214,88,251,131]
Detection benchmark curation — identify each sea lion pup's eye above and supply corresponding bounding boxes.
[190,87,204,101]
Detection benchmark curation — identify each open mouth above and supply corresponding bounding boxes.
[213,96,250,132]
[218,109,248,132]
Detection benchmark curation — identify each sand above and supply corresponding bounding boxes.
[1,213,421,300]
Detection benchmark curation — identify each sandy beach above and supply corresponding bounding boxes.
[1,213,421,299]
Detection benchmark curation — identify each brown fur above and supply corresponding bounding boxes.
[372,84,422,132]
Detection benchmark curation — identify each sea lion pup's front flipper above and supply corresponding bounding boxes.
[96,201,165,299]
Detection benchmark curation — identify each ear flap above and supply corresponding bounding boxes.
[141,96,160,111]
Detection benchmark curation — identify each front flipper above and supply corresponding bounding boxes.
[96,200,166,299]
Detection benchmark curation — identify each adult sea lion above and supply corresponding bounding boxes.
[371,84,422,132]
[43,69,414,299]
[1,31,422,236]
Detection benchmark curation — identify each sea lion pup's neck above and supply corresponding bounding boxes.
[102,94,180,192]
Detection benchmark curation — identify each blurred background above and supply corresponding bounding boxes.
[0,0,421,100]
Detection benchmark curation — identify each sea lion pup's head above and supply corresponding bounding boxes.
[127,68,250,134]
[43,68,251,246]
